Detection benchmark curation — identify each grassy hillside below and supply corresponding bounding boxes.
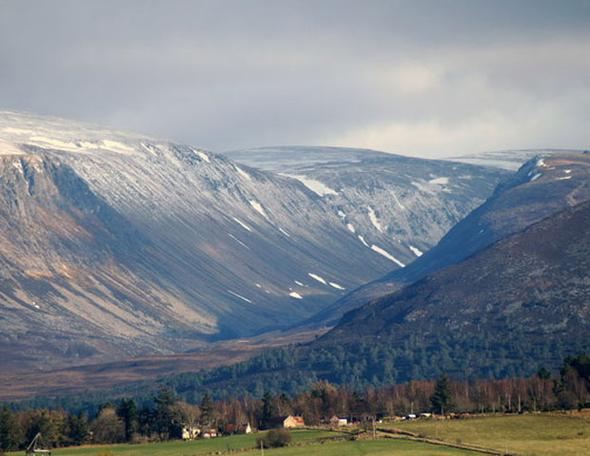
[393,413,590,456]
[8,429,476,456]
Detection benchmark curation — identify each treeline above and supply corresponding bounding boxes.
[1,355,589,452]
[13,334,588,412]
[0,389,221,452]
[159,332,587,402]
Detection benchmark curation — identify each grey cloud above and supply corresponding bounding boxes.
[0,0,589,156]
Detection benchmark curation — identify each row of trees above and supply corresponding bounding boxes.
[0,390,216,452]
[1,355,588,452]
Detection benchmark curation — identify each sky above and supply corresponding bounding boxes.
[0,0,589,158]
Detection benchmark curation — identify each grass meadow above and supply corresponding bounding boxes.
[9,429,477,456]
[393,413,590,456]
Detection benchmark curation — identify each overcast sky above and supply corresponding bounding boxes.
[1,0,589,157]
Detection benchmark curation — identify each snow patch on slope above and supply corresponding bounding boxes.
[235,166,252,181]
[282,174,338,196]
[392,192,406,210]
[409,245,423,257]
[26,136,135,155]
[227,290,252,303]
[102,140,135,154]
[232,217,252,232]
[367,206,383,232]
[194,149,211,163]
[371,244,405,267]
[227,233,249,249]
[249,200,269,220]
[308,273,327,285]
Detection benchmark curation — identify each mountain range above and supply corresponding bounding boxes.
[225,146,507,269]
[0,112,505,369]
[306,151,590,327]
[1,113,588,403]
[329,152,590,339]
[113,151,590,400]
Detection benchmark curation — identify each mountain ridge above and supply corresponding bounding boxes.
[0,111,505,368]
[225,145,508,272]
[306,151,590,328]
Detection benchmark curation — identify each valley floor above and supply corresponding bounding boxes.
[0,328,325,401]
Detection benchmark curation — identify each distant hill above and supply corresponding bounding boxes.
[307,151,590,327]
[328,197,590,349]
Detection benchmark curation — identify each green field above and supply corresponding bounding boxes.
[9,429,475,456]
[10,430,335,455]
[12,414,590,456]
[393,413,590,456]
[240,439,475,455]
[241,439,477,456]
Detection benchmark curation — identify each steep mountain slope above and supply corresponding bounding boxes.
[327,197,590,354]
[133,187,590,401]
[0,114,509,368]
[312,152,590,326]
[0,155,201,363]
[224,146,508,270]
[0,112,411,366]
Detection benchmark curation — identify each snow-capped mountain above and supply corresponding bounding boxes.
[224,146,508,270]
[0,113,506,367]
[311,151,590,327]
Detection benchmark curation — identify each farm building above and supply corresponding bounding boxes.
[282,415,305,428]
[223,423,252,435]
[329,416,348,427]
[201,429,218,439]
[268,415,305,429]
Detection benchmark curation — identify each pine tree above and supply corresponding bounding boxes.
[200,392,215,427]
[537,367,551,380]
[260,392,275,429]
[116,398,138,442]
[0,406,22,451]
[153,388,179,440]
[67,413,89,445]
[431,374,453,415]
